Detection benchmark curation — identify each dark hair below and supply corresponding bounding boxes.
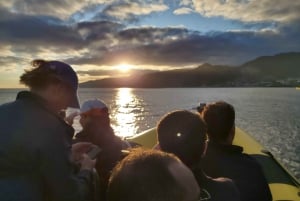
[202,101,235,143]
[157,110,207,168]
[20,59,65,90]
[107,149,196,201]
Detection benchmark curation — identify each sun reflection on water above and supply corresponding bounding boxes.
[111,88,141,138]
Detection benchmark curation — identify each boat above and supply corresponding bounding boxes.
[296,87,300,90]
[127,127,300,201]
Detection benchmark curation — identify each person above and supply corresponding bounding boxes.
[73,99,138,200]
[0,60,96,201]
[107,149,200,201]
[201,101,272,201]
[157,110,240,201]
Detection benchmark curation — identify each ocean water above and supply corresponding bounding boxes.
[1,88,299,179]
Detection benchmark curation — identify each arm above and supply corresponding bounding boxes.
[38,125,95,201]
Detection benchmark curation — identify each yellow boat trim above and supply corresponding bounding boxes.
[269,183,300,201]
[233,127,266,155]
[127,127,300,200]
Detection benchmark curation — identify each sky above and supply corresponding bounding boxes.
[0,0,300,88]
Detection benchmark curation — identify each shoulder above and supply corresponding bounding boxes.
[238,152,266,172]
[206,176,241,201]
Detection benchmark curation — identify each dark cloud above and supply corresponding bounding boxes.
[68,24,300,67]
[117,27,189,43]
[76,20,124,41]
[4,0,94,19]
[0,8,83,49]
[0,1,299,72]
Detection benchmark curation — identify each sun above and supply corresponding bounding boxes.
[116,63,132,73]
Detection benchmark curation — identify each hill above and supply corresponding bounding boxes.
[240,52,300,81]
[80,52,300,88]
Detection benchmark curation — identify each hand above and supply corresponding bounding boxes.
[79,153,96,171]
[65,111,79,125]
[71,142,93,163]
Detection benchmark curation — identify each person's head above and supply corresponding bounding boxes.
[157,110,207,168]
[107,149,200,201]
[20,59,79,112]
[79,99,110,129]
[202,101,235,144]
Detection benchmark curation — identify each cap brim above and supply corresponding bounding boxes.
[69,92,80,108]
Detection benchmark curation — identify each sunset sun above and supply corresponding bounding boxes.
[116,63,132,72]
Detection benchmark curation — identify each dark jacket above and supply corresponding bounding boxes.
[74,128,136,200]
[202,142,272,201]
[0,91,93,201]
[192,166,241,201]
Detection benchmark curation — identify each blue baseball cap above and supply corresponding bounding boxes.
[41,61,80,108]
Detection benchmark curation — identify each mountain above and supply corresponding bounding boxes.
[80,52,300,88]
[239,52,300,81]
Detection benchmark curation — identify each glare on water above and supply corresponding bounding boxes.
[110,88,140,138]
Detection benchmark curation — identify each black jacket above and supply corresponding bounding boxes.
[0,91,93,201]
[202,142,272,201]
[74,128,137,201]
[192,166,241,201]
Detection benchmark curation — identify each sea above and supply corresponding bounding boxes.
[0,87,299,180]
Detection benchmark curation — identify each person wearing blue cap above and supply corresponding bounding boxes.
[0,60,96,201]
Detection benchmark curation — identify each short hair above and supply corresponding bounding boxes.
[157,110,207,168]
[202,101,235,143]
[20,59,78,91]
[107,149,199,201]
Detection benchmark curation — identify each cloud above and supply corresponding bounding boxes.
[173,7,194,15]
[66,26,192,66]
[1,0,108,19]
[192,0,300,23]
[0,0,300,79]
[179,0,192,6]
[0,7,89,67]
[76,20,124,41]
[117,27,189,45]
[0,0,169,23]
[94,1,169,23]
[0,8,83,49]
[67,24,300,67]
[0,56,29,72]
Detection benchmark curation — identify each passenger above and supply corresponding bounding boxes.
[74,99,138,200]
[201,101,272,201]
[157,110,240,201]
[107,149,200,201]
[0,60,96,201]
